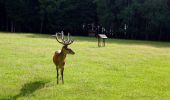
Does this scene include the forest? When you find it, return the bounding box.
[0,0,170,41]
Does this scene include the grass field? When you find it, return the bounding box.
[0,32,170,100]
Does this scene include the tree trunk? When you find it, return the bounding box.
[159,26,162,41]
[6,17,8,31]
[11,21,13,32]
[40,17,44,33]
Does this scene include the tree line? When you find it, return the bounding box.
[0,0,170,41]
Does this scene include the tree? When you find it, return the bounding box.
[0,0,170,40]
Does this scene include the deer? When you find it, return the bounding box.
[53,31,75,84]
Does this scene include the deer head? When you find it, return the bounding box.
[55,31,75,55]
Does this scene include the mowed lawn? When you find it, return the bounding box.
[0,32,170,100]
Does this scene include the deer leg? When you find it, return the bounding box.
[61,68,64,84]
[56,67,59,84]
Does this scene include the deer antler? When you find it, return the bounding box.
[55,31,74,45]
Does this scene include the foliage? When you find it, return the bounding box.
[0,0,96,35]
[96,0,170,40]
[0,0,170,40]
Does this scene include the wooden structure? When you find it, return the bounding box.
[98,34,108,47]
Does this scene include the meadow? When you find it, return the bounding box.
[0,32,170,100]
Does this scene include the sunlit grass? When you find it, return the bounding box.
[0,32,170,99]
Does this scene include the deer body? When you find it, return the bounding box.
[53,32,75,84]
[53,49,66,69]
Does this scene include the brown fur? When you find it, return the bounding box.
[53,45,75,84]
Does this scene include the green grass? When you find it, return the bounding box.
[0,32,170,100]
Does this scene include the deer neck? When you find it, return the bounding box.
[60,50,67,61]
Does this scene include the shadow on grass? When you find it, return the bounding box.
[26,33,52,39]
[24,33,170,48]
[76,37,170,48]
[11,81,48,100]
[110,39,170,48]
